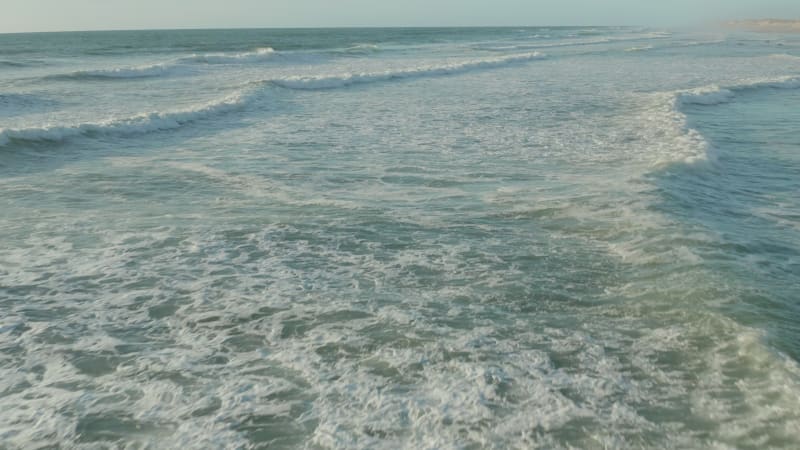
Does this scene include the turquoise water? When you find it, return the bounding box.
[1,27,800,448]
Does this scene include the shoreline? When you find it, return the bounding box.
[724,19,800,33]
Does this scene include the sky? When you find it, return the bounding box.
[1,0,799,33]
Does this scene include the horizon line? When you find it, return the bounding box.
[0,23,669,36]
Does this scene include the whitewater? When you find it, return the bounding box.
[1,27,800,449]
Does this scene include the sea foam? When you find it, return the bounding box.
[676,86,736,106]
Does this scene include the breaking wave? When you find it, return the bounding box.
[180,47,276,64]
[677,86,736,106]
[0,91,252,148]
[52,63,191,80]
[625,45,654,52]
[1,52,551,148]
[474,33,670,52]
[338,44,382,55]
[641,75,800,168]
[270,52,547,90]
[677,76,800,106]
[47,48,278,81]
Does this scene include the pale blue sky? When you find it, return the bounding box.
[2,0,798,33]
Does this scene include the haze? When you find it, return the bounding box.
[1,0,799,33]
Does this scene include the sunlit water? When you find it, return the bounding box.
[1,27,800,449]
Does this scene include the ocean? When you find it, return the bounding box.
[1,26,799,448]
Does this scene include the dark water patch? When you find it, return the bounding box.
[653,86,800,361]
[76,414,174,443]
[0,60,27,68]
[0,93,58,116]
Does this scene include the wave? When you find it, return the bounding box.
[0,91,252,149]
[339,44,381,55]
[768,53,800,61]
[475,40,608,52]
[53,63,191,80]
[625,45,654,52]
[642,94,716,167]
[270,52,546,90]
[474,33,670,52]
[180,47,275,64]
[679,39,726,47]
[676,76,800,106]
[676,86,736,106]
[644,75,800,168]
[2,52,547,146]
[47,47,278,81]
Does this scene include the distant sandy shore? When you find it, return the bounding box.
[724,19,800,33]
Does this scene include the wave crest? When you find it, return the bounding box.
[676,76,800,106]
[48,47,278,81]
[646,75,800,168]
[677,86,736,106]
[340,44,381,55]
[56,63,190,80]
[180,47,276,64]
[270,52,546,90]
[625,45,653,52]
[0,91,251,148]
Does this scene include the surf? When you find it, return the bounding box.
[49,63,192,80]
[270,52,547,90]
[179,47,276,64]
[0,91,253,149]
[44,47,279,82]
[677,76,800,106]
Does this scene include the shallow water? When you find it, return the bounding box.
[1,27,800,449]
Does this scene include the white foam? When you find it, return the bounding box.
[0,91,251,148]
[677,86,736,106]
[476,39,610,52]
[676,76,800,107]
[64,63,190,79]
[181,47,276,64]
[270,52,546,90]
[4,192,800,448]
[767,53,800,61]
[340,44,381,55]
[632,91,716,168]
[735,75,800,90]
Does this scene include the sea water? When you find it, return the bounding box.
[1,27,799,449]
